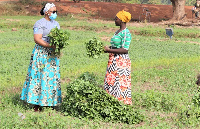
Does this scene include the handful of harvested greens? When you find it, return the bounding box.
[85,37,104,59]
[48,27,70,56]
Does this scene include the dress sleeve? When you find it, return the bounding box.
[33,21,43,34]
[56,22,60,29]
[121,29,132,50]
[53,21,60,29]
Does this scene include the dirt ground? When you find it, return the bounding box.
[0,0,195,22]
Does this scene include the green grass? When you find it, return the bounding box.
[1,16,200,128]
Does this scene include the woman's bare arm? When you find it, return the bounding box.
[34,34,55,49]
[104,46,128,54]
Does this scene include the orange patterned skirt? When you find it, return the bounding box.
[104,53,132,105]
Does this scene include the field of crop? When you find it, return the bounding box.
[1,15,200,128]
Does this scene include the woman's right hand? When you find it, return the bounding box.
[34,34,56,49]
[51,45,56,50]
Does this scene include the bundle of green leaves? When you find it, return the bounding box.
[61,72,144,124]
[85,37,104,59]
[48,27,70,56]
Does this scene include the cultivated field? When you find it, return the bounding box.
[1,13,200,128]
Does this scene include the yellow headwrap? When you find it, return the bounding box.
[116,10,131,23]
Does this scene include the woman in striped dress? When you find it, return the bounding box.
[104,10,132,105]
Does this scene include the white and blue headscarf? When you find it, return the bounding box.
[43,3,55,14]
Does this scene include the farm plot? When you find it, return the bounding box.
[0,16,200,128]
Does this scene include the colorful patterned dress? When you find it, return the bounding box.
[104,28,132,105]
[20,18,62,106]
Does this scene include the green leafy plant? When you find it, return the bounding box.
[61,72,144,124]
[85,37,104,59]
[77,71,97,84]
[48,27,70,56]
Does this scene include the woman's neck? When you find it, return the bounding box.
[120,23,126,31]
[44,16,51,21]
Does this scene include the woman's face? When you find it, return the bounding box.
[114,16,122,26]
[46,7,57,16]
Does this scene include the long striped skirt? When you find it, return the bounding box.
[104,53,132,105]
[20,44,62,106]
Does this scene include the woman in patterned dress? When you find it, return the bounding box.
[104,10,132,105]
[20,3,62,111]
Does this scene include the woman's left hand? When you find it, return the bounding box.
[104,45,110,53]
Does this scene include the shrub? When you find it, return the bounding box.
[77,71,97,85]
[61,72,144,124]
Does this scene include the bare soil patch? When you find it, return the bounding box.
[134,81,167,93]
[0,0,195,23]
[0,87,22,96]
